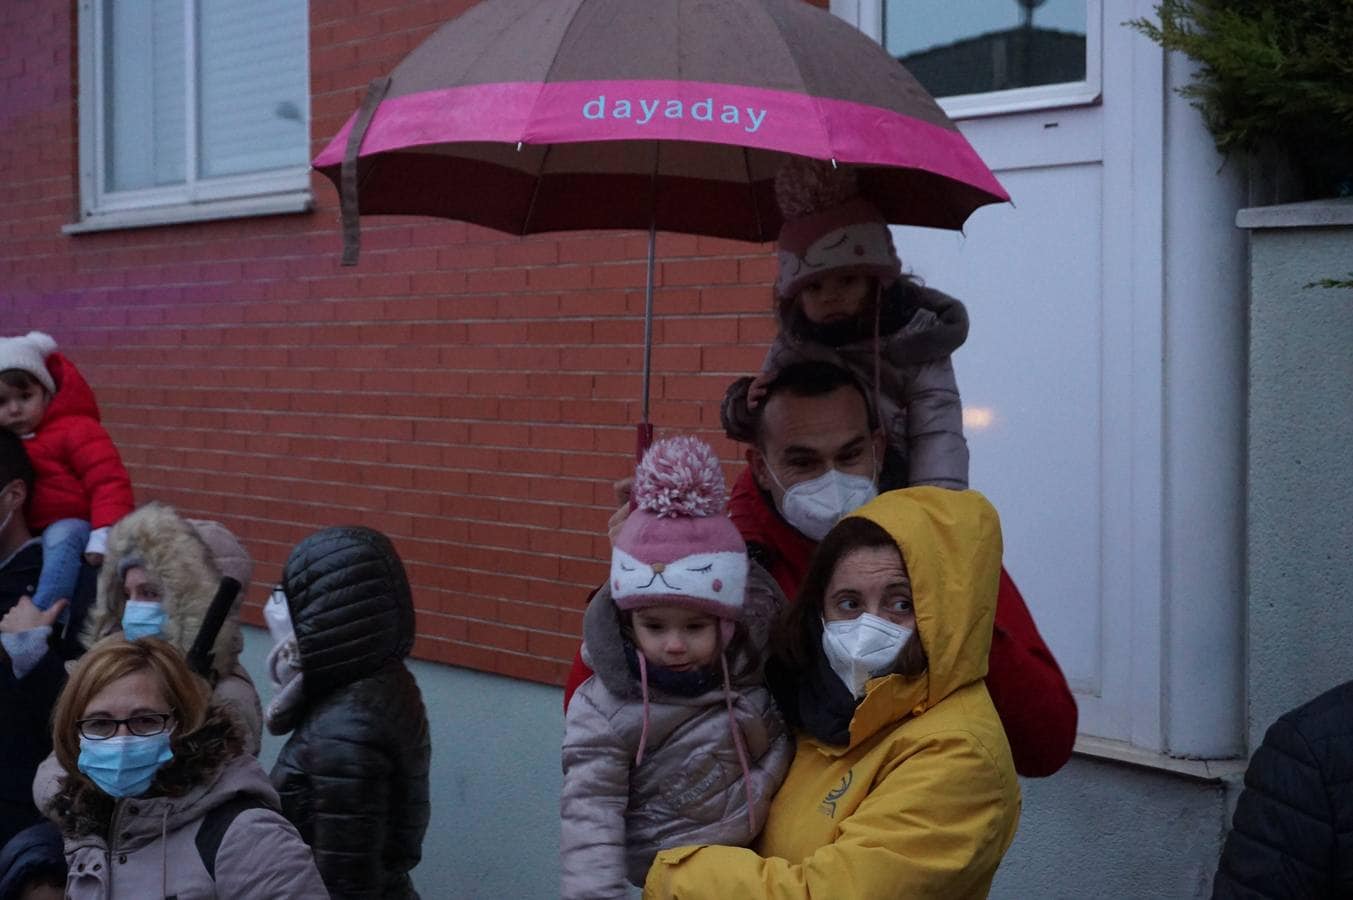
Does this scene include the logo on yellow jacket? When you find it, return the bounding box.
[819,769,853,817]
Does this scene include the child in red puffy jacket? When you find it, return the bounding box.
[0,332,133,612]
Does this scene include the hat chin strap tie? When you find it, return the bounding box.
[635,651,651,767]
[873,280,884,430]
[634,621,756,836]
[720,633,757,836]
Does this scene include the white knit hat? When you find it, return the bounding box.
[0,331,57,393]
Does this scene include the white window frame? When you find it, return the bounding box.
[67,0,312,234]
[835,0,1103,119]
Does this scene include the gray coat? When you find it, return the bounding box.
[53,712,328,899]
[560,564,793,899]
[766,286,970,490]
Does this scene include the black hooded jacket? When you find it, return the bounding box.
[1212,679,1353,899]
[270,527,431,900]
[0,545,96,852]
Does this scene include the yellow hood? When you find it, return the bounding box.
[643,489,1018,900]
[840,487,1003,750]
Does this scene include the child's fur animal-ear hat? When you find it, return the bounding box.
[610,436,748,620]
[0,331,57,394]
[774,157,901,301]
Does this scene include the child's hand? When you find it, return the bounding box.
[607,477,633,545]
[84,552,104,567]
[0,596,67,633]
[720,376,757,442]
[746,370,776,409]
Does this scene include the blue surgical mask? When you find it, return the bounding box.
[77,733,174,798]
[121,600,167,640]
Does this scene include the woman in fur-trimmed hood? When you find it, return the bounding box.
[79,502,262,753]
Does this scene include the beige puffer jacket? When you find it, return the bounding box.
[560,563,793,898]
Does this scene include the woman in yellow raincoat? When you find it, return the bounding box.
[644,487,1021,899]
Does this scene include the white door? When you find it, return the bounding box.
[832,0,1177,751]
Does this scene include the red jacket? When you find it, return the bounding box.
[23,353,134,532]
[565,468,1078,778]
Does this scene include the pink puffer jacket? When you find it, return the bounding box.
[561,563,793,898]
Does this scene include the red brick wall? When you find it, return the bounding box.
[1,0,786,685]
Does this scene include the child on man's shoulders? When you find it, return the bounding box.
[0,331,133,613]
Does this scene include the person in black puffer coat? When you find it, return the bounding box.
[267,526,431,900]
[1211,678,1353,899]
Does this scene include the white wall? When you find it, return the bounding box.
[835,0,1249,762]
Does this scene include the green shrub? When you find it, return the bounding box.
[1305,273,1353,291]
[1129,1,1353,199]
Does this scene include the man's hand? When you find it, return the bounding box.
[84,552,104,567]
[0,596,68,633]
[746,369,777,409]
[607,477,633,545]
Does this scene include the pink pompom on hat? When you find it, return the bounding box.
[0,331,58,394]
[773,157,901,301]
[610,435,748,621]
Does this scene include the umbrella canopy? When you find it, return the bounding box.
[313,0,1007,253]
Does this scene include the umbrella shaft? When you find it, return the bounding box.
[641,219,656,423]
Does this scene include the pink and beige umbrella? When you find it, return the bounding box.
[313,0,1007,450]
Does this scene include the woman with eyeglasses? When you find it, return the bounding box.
[46,637,328,899]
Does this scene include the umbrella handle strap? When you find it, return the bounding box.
[340,76,392,266]
[634,422,653,462]
[628,422,653,511]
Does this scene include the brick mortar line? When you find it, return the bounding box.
[124,492,619,530]
[130,475,624,500]
[122,444,658,462]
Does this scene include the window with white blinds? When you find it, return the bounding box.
[73,0,311,230]
[197,2,309,179]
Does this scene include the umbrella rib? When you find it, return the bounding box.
[520,142,552,235]
[539,0,592,83]
[740,145,765,242]
[514,0,589,236]
[453,0,563,90]
[751,0,834,161]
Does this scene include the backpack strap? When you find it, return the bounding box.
[196,793,268,880]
